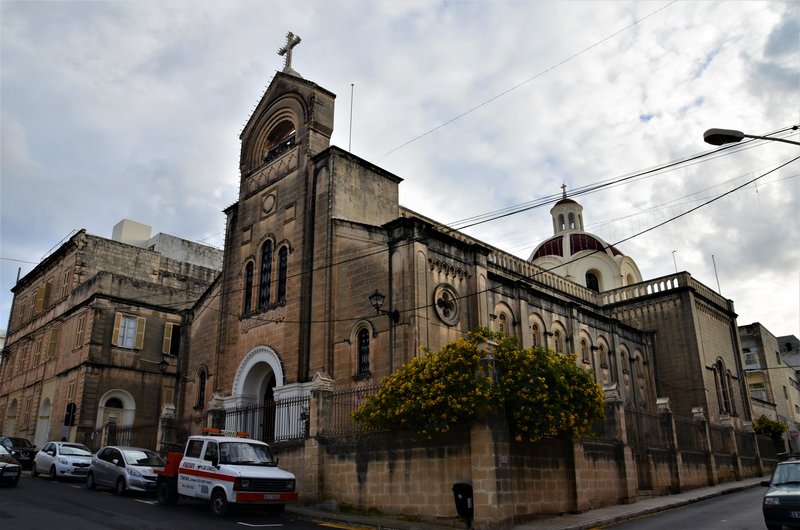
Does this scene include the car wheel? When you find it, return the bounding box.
[114,477,126,496]
[157,480,178,506]
[10,475,20,487]
[86,472,96,490]
[30,463,38,478]
[49,465,58,481]
[210,489,229,517]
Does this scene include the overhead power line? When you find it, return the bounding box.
[374,0,679,162]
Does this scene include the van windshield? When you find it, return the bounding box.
[218,442,275,466]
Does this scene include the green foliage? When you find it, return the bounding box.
[353,328,605,441]
[753,415,788,443]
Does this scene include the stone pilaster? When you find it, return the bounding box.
[657,397,683,493]
[470,409,514,529]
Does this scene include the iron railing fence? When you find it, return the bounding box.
[107,423,159,450]
[735,430,756,458]
[324,384,382,436]
[582,402,618,442]
[170,414,207,451]
[224,395,310,443]
[757,433,780,463]
[674,417,705,452]
[709,425,731,454]
[625,408,669,453]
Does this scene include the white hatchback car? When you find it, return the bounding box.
[32,441,92,480]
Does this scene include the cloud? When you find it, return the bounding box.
[1,0,798,337]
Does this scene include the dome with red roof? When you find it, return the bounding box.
[528,189,642,292]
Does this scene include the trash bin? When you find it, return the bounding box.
[452,482,473,527]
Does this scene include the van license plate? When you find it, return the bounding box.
[263,493,280,500]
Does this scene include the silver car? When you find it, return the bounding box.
[87,446,165,495]
[32,441,92,480]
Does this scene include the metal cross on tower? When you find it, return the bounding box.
[278,32,302,74]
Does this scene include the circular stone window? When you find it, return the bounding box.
[433,284,460,326]
[262,193,277,215]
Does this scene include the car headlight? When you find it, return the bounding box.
[128,467,143,478]
[58,458,69,465]
[764,497,781,505]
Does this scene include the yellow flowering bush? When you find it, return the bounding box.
[353,328,605,441]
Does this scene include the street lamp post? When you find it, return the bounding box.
[703,126,800,147]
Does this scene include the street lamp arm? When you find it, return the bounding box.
[740,134,800,146]
[704,127,800,146]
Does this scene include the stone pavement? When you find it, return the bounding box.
[285,476,766,530]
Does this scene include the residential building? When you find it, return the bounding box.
[0,221,222,448]
[740,324,800,451]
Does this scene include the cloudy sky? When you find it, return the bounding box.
[1,0,798,338]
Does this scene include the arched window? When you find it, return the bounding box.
[243,262,254,314]
[726,371,736,414]
[568,213,576,229]
[196,368,207,409]
[586,272,600,292]
[105,398,124,409]
[554,330,563,354]
[259,241,273,309]
[357,328,370,375]
[713,360,734,414]
[264,120,296,163]
[277,246,288,303]
[497,313,508,335]
[580,339,589,363]
[558,214,566,231]
[531,324,540,347]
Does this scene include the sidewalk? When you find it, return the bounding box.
[286,476,765,530]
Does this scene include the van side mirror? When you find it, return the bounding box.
[210,455,219,468]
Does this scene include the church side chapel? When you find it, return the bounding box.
[181,33,747,429]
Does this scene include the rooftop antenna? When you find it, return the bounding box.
[349,83,354,152]
[672,250,678,273]
[711,254,722,295]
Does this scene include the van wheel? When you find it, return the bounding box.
[210,489,229,517]
[114,477,126,496]
[157,480,178,506]
[86,472,96,490]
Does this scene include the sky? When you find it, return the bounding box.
[1,0,798,339]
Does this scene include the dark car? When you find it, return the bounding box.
[0,436,36,470]
[762,456,800,529]
[0,444,22,486]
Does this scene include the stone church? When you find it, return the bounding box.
[177,34,750,430]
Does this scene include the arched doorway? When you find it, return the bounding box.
[95,390,135,428]
[231,346,284,441]
[34,398,52,448]
[5,399,18,437]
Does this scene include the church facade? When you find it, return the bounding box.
[177,37,750,431]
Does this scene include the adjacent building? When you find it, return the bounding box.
[740,324,800,451]
[0,221,221,448]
